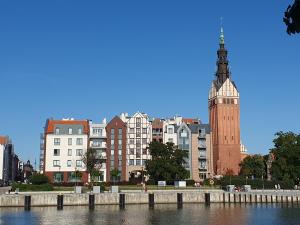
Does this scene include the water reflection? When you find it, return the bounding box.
[0,204,299,225]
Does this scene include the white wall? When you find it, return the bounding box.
[0,145,4,180]
[45,134,88,172]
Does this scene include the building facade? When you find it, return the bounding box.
[152,118,164,143]
[208,28,241,175]
[106,116,127,182]
[0,136,19,186]
[120,112,152,182]
[163,116,182,145]
[89,119,107,182]
[189,124,213,181]
[44,119,89,183]
[177,123,192,178]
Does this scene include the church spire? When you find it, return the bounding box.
[216,26,230,84]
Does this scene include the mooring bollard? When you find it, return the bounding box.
[57,195,64,210]
[149,193,154,208]
[205,193,210,206]
[119,193,125,209]
[89,194,95,210]
[24,195,31,211]
[177,193,183,208]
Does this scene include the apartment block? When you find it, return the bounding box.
[163,116,182,145]
[0,136,19,186]
[44,118,89,183]
[189,124,213,181]
[106,116,127,182]
[89,119,107,182]
[120,112,152,182]
[152,118,163,143]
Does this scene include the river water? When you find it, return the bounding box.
[0,204,299,225]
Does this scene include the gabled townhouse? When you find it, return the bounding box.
[120,112,152,182]
[43,118,89,183]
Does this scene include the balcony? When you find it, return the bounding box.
[178,144,189,150]
[198,133,206,139]
[90,142,107,148]
[198,154,206,159]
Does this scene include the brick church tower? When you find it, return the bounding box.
[208,28,241,176]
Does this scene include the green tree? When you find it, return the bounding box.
[28,173,49,185]
[145,142,189,182]
[240,154,265,178]
[110,168,120,185]
[82,148,104,188]
[270,131,300,184]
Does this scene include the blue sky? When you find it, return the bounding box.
[0,1,299,166]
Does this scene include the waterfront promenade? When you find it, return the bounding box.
[1,189,300,208]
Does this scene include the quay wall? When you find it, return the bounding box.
[0,191,300,207]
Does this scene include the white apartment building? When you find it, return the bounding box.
[163,116,183,145]
[44,119,89,183]
[0,143,4,182]
[120,112,152,179]
[89,119,107,182]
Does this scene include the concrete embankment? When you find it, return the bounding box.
[0,190,300,207]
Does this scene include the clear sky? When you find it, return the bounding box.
[0,1,299,166]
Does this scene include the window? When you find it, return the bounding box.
[142,138,147,144]
[111,129,115,134]
[118,128,122,135]
[76,149,83,156]
[129,128,134,133]
[142,160,146,166]
[55,128,60,135]
[53,160,60,167]
[76,138,83,145]
[68,149,72,156]
[78,128,82,135]
[118,140,122,145]
[76,160,82,167]
[68,128,73,134]
[111,150,114,155]
[53,149,60,156]
[68,138,72,146]
[129,159,134,165]
[136,118,141,123]
[118,160,122,166]
[168,127,174,134]
[136,151,141,158]
[118,150,122,156]
[142,148,147,155]
[110,160,114,166]
[54,138,60,146]
[67,160,72,167]
[111,140,115,145]
[142,128,147,134]
[136,159,141,166]
[129,148,134,155]
[129,139,134,145]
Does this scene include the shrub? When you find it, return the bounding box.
[28,174,49,185]
[219,176,295,190]
[12,183,54,192]
[185,179,195,186]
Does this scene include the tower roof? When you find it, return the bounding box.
[215,27,231,86]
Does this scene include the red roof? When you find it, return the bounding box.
[182,118,200,124]
[45,119,89,134]
[0,136,8,145]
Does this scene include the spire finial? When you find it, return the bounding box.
[220,17,225,45]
